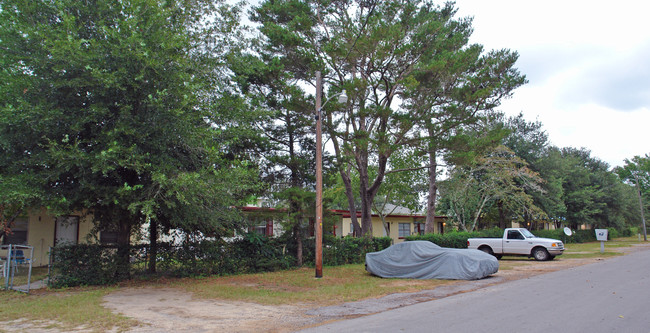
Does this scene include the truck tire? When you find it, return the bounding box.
[479,246,501,260]
[532,247,550,261]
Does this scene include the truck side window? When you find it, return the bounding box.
[507,230,524,240]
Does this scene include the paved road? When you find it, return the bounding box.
[298,248,650,333]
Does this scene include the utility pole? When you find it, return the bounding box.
[315,71,323,278]
[634,172,647,241]
[313,72,347,278]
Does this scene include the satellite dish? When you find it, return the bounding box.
[564,227,573,236]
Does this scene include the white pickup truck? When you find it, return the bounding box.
[467,228,564,261]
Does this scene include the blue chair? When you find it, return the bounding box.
[11,249,29,265]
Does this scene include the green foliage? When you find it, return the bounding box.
[550,148,638,230]
[532,229,596,244]
[405,229,502,248]
[615,154,650,196]
[406,232,478,248]
[439,145,545,231]
[252,0,526,237]
[615,154,650,230]
[305,235,392,266]
[437,114,640,234]
[48,244,133,287]
[619,227,635,237]
[0,0,261,242]
[48,234,392,287]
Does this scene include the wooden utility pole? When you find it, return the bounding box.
[634,172,647,241]
[315,71,323,278]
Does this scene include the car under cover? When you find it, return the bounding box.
[365,241,499,280]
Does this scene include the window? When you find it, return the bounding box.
[253,219,273,236]
[398,223,411,238]
[55,216,79,246]
[100,231,119,244]
[414,222,425,235]
[507,230,524,240]
[2,217,28,245]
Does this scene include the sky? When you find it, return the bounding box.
[453,0,650,168]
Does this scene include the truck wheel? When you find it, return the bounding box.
[478,246,493,255]
[479,246,500,259]
[532,247,550,261]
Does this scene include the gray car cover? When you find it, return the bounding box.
[365,241,499,280]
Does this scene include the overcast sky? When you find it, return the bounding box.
[453,0,650,168]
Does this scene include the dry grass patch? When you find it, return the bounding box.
[0,287,137,332]
[174,264,454,306]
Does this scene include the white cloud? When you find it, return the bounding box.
[454,0,650,167]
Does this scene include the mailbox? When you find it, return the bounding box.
[595,229,608,241]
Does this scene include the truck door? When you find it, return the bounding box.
[503,229,529,255]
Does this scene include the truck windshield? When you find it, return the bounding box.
[520,229,535,238]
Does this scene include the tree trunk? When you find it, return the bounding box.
[340,170,361,236]
[115,218,132,280]
[360,189,374,237]
[148,219,158,274]
[293,221,303,266]
[425,149,438,234]
[497,200,507,229]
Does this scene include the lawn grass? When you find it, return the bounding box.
[173,264,455,306]
[0,287,137,332]
[2,266,49,287]
[562,236,645,258]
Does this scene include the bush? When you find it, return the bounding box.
[620,227,636,237]
[48,244,145,288]
[405,227,510,248]
[48,234,392,287]
[607,228,619,240]
[303,235,392,266]
[406,231,480,248]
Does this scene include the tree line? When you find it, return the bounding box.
[437,113,647,233]
[0,0,646,269]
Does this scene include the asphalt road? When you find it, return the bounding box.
[298,248,650,333]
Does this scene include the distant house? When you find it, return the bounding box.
[2,204,447,267]
[239,206,288,237]
[1,208,98,267]
[333,205,447,243]
[510,221,559,230]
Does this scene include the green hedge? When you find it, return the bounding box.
[405,227,504,248]
[48,234,392,288]
[48,244,147,287]
[405,227,636,249]
[303,235,392,266]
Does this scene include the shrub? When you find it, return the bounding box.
[606,228,619,240]
[48,244,145,288]
[406,231,480,248]
[303,235,392,266]
[48,234,392,287]
[619,227,630,237]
